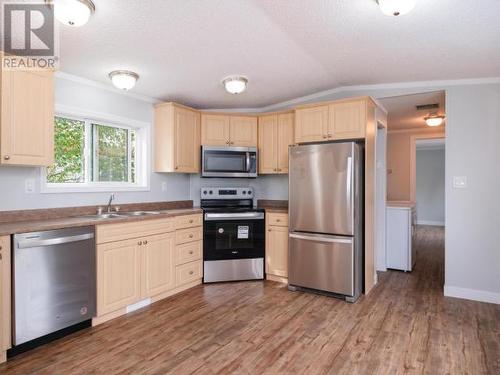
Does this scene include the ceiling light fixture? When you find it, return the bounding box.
[424,114,445,127]
[109,70,140,91]
[222,76,248,95]
[48,0,96,27]
[378,0,417,16]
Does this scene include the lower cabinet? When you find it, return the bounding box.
[95,215,203,323]
[0,236,11,363]
[265,212,289,282]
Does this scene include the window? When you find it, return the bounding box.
[44,113,149,192]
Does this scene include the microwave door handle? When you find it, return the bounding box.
[246,152,251,172]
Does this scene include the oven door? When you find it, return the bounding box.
[202,146,257,178]
[204,212,265,260]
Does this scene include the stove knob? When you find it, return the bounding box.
[209,190,213,195]
[248,190,252,195]
[242,191,247,195]
[203,190,207,195]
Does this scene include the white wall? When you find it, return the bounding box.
[416,149,445,225]
[0,75,191,211]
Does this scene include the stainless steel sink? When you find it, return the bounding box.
[82,213,127,220]
[122,211,162,216]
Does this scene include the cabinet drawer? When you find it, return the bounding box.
[174,214,202,230]
[176,226,203,245]
[175,260,202,287]
[267,213,288,227]
[175,241,202,265]
[96,218,175,244]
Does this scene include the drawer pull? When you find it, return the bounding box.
[189,234,194,238]
[189,270,194,275]
[138,241,143,246]
[189,219,194,223]
[189,251,194,255]
[276,219,280,222]
[144,240,148,245]
[0,253,2,260]
[4,155,10,160]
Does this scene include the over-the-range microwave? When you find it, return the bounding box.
[201,146,257,178]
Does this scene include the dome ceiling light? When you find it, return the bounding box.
[222,76,248,95]
[378,0,417,16]
[424,114,445,127]
[48,0,96,27]
[109,70,140,91]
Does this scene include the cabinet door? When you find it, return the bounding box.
[258,115,278,174]
[0,236,11,352]
[294,106,328,143]
[97,238,142,316]
[201,114,230,146]
[142,233,176,298]
[1,69,54,166]
[174,107,200,173]
[266,226,289,278]
[229,116,257,147]
[329,100,366,140]
[277,113,294,173]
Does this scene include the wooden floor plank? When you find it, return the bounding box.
[1,226,499,374]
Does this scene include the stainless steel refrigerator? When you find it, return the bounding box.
[288,142,363,302]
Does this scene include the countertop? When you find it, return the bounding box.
[0,208,202,236]
[387,201,416,209]
[257,200,288,213]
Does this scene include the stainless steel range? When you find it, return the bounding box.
[202,187,265,283]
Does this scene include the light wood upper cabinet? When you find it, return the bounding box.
[266,223,288,278]
[0,68,54,166]
[97,238,142,316]
[329,100,366,140]
[277,113,294,173]
[0,236,11,356]
[201,114,230,146]
[201,114,257,147]
[229,116,257,147]
[154,103,200,173]
[258,115,278,174]
[258,112,294,174]
[294,105,329,143]
[142,233,176,298]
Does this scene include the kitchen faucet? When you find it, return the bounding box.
[107,193,115,213]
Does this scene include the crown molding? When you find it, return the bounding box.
[55,71,161,104]
[387,126,446,134]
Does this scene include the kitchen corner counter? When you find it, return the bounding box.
[0,202,201,236]
[257,200,288,213]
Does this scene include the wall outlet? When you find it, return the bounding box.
[161,182,167,192]
[25,179,35,193]
[453,176,467,189]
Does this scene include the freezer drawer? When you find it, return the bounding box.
[289,232,354,296]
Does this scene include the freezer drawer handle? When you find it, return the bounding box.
[17,233,94,249]
[289,233,353,244]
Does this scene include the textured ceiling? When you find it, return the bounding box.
[50,0,500,108]
[379,91,446,130]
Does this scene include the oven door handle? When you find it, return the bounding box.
[205,212,265,221]
[246,152,251,172]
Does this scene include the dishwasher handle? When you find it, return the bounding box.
[17,233,94,249]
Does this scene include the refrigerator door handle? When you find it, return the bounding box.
[289,233,353,244]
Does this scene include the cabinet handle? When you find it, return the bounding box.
[0,253,2,260]
[322,135,328,139]
[189,270,194,275]
[268,229,272,232]
[276,219,280,222]
[226,141,230,145]
[189,219,194,223]
[138,241,143,246]
[230,142,234,145]
[328,134,333,138]
[189,234,194,238]
[175,166,179,170]
[144,240,148,245]
[189,251,194,255]
[4,155,10,160]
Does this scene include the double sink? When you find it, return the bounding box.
[84,211,163,220]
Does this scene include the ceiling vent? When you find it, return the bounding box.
[416,103,439,111]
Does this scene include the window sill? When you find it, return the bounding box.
[41,183,150,194]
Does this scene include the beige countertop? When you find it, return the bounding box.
[0,208,202,236]
[257,200,288,213]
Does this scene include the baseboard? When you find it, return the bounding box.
[444,285,500,305]
[417,220,445,226]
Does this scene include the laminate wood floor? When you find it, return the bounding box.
[2,226,499,374]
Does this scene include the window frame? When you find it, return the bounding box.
[41,105,151,193]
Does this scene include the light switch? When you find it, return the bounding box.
[453,176,467,189]
[161,182,167,192]
[25,179,35,193]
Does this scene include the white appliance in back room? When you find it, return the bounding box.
[288,142,364,303]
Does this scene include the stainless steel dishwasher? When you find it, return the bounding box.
[13,226,96,345]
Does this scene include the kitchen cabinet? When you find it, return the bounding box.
[0,236,11,363]
[266,213,289,282]
[386,205,416,272]
[97,237,142,316]
[95,214,203,324]
[258,112,294,174]
[154,103,200,173]
[142,233,176,298]
[294,98,368,143]
[0,68,54,166]
[201,114,257,147]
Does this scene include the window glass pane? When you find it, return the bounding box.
[93,124,136,183]
[46,116,85,183]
